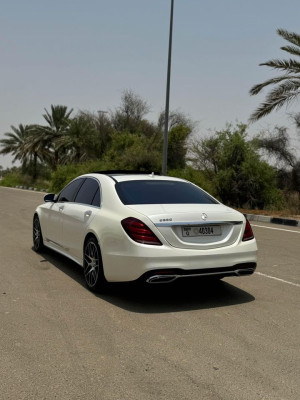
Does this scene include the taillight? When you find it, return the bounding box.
[242,219,254,241]
[121,217,162,246]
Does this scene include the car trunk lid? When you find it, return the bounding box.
[125,204,244,250]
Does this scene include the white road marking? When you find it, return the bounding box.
[255,272,300,288]
[252,224,300,234]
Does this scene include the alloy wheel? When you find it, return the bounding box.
[33,215,44,252]
[84,240,100,288]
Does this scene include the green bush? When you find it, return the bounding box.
[49,160,109,193]
[167,125,190,169]
[103,131,162,172]
[0,171,49,190]
[0,171,26,187]
[190,124,283,209]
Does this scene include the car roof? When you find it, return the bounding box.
[86,171,185,183]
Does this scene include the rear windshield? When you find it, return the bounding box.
[115,180,218,205]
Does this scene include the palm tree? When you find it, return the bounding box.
[249,29,300,122]
[42,104,73,132]
[24,125,53,179]
[0,124,33,166]
[0,124,48,179]
[34,105,73,169]
[55,115,96,164]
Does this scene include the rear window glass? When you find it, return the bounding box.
[115,180,218,205]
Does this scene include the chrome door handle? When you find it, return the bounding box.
[85,211,92,217]
[59,206,64,211]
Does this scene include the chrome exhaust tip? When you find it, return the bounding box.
[235,268,255,276]
[146,274,178,284]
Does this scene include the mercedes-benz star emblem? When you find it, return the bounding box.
[201,213,208,221]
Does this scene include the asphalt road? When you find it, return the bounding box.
[0,187,299,400]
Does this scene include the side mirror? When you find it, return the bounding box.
[44,193,56,203]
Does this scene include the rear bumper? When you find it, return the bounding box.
[101,238,258,282]
[143,262,257,283]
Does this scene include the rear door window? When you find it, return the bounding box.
[74,178,100,206]
[57,179,85,202]
[91,187,100,207]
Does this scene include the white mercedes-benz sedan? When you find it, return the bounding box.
[33,171,257,292]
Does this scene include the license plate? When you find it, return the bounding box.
[182,225,221,237]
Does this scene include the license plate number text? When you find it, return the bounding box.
[182,225,221,237]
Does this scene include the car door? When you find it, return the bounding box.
[61,178,100,262]
[43,178,85,250]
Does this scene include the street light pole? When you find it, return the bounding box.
[162,0,174,176]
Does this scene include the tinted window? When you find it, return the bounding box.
[115,180,218,205]
[91,187,100,207]
[75,178,100,206]
[57,179,84,202]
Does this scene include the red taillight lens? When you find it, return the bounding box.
[242,219,254,241]
[121,217,162,246]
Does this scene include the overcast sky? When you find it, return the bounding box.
[1,0,299,168]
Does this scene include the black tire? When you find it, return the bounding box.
[83,237,108,293]
[33,214,45,252]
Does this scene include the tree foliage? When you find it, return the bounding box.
[110,89,151,134]
[255,123,300,201]
[1,91,298,212]
[1,91,195,182]
[249,29,300,122]
[0,124,34,165]
[32,105,74,169]
[190,124,282,208]
[167,125,191,169]
[255,126,296,167]
[157,109,194,132]
[103,131,161,172]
